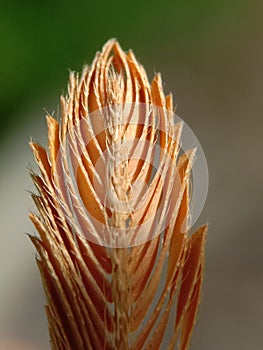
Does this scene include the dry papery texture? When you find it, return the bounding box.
[29,39,207,350]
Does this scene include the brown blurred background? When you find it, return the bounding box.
[0,1,262,349]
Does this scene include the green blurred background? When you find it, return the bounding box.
[0,1,262,349]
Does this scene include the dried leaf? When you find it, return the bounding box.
[29,39,207,350]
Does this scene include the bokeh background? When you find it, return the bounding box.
[0,1,262,349]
